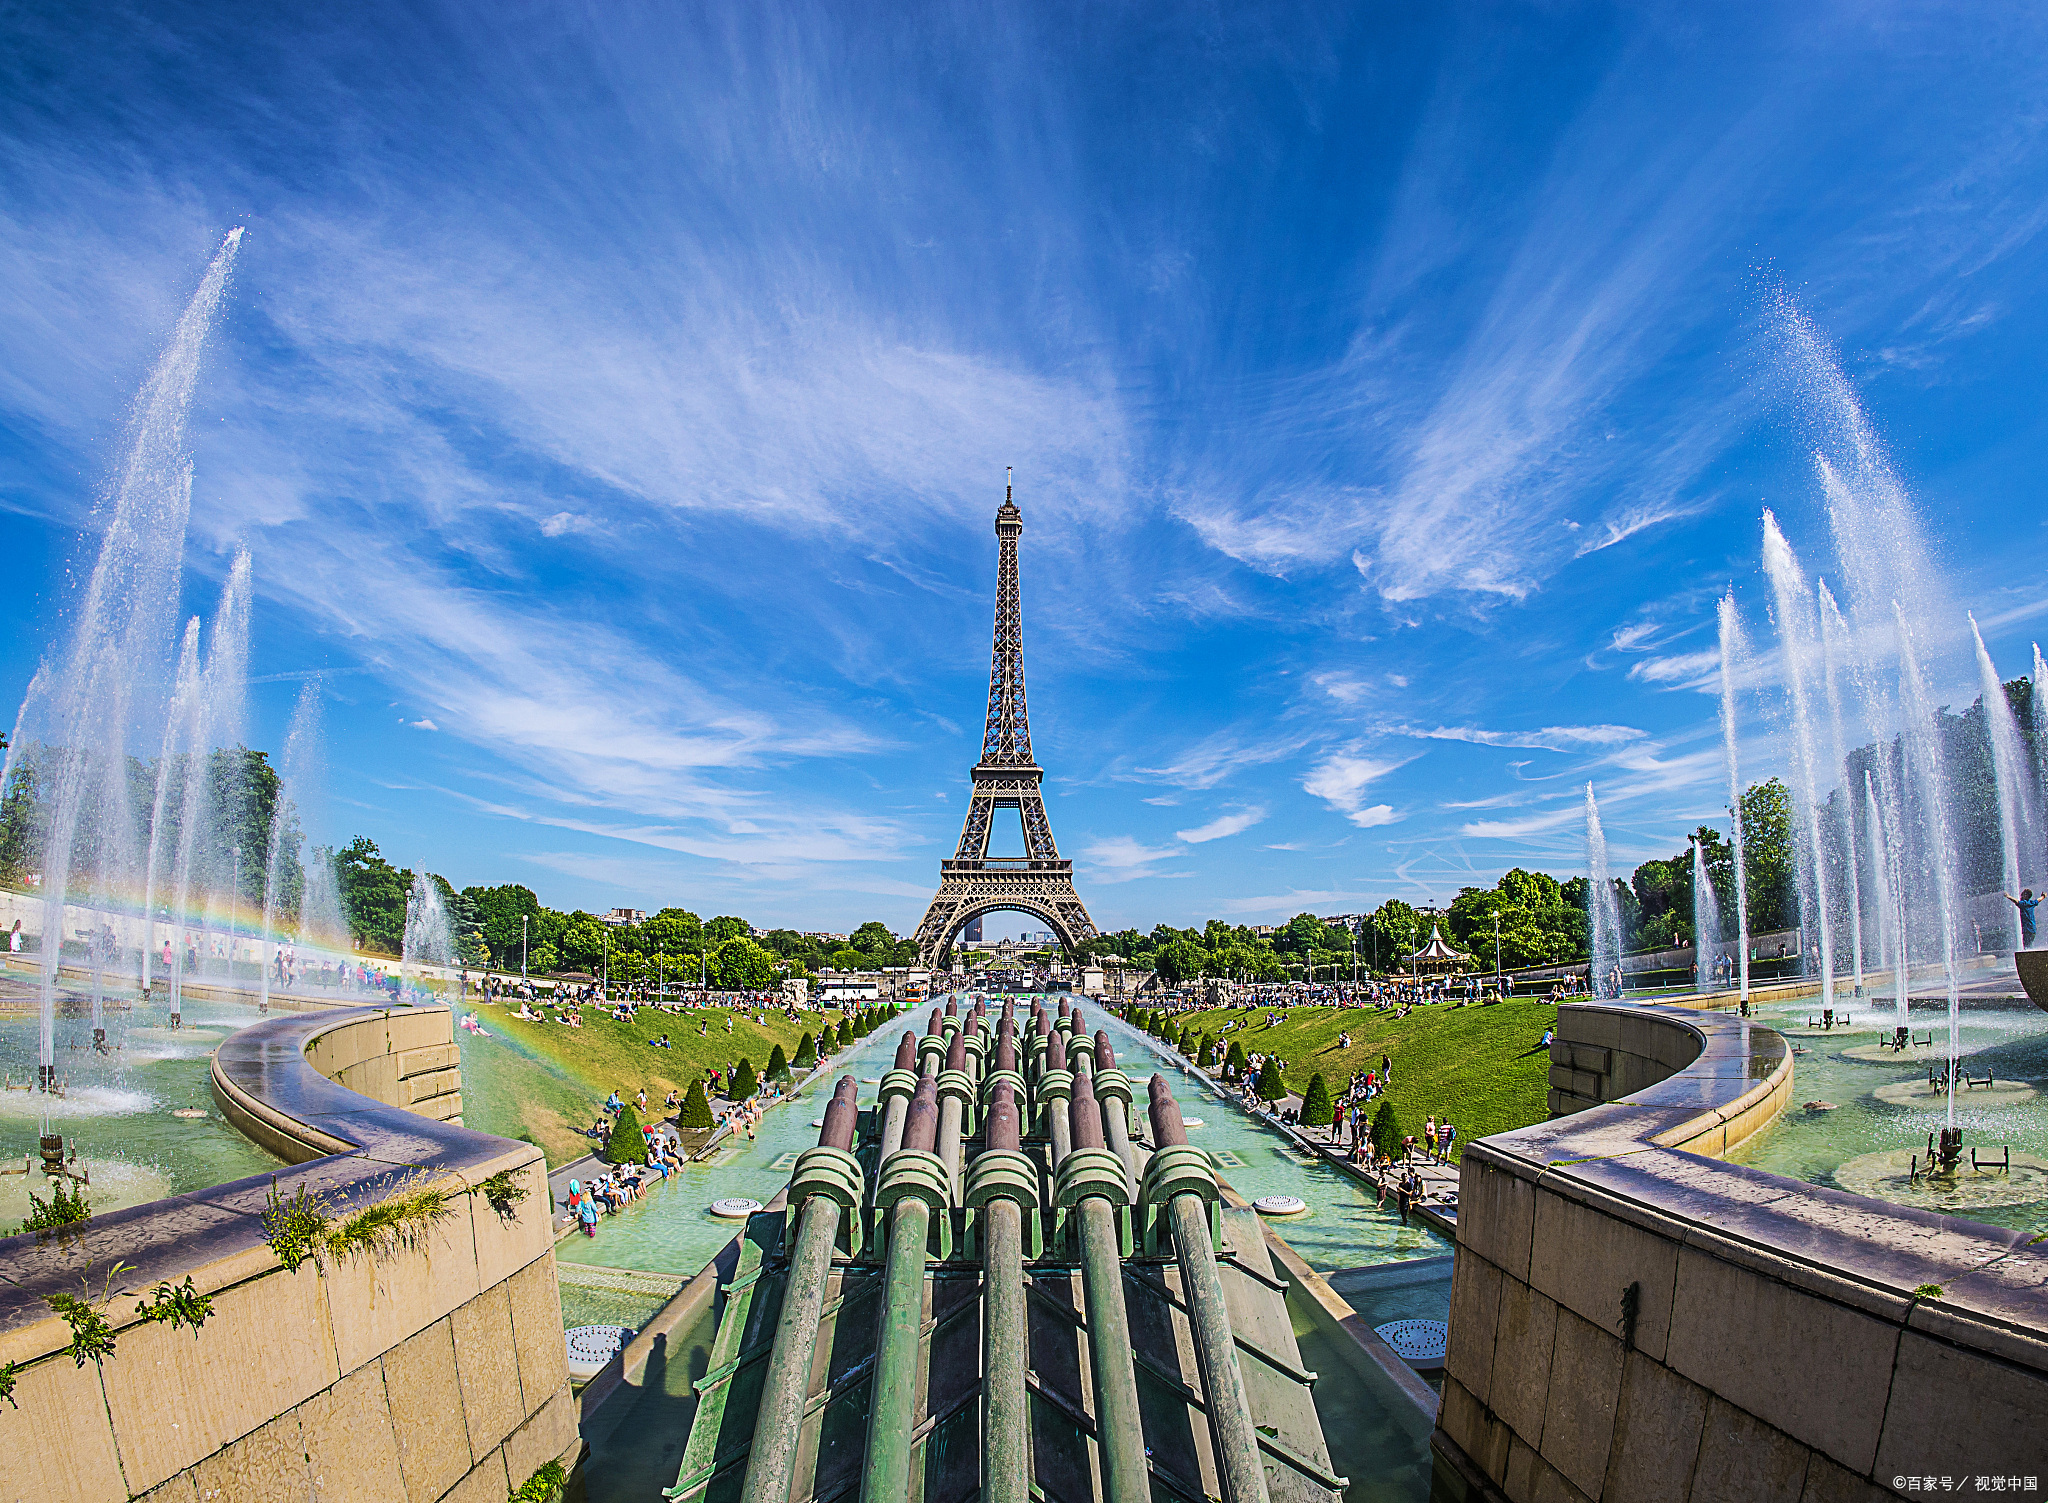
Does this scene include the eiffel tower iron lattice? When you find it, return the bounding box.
[912,473,1099,970]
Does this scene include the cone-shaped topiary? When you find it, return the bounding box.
[606,1103,650,1164]
[793,1032,817,1068]
[1196,1035,1216,1069]
[1225,1040,1248,1076]
[732,1058,759,1100]
[679,1079,714,1129]
[1370,1100,1402,1159]
[1254,1057,1286,1102]
[1301,1072,1333,1126]
[767,1043,791,1082]
[839,1019,855,1047]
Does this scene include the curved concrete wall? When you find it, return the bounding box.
[0,1006,571,1502]
[1436,1003,2048,1503]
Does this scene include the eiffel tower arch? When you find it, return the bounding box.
[913,474,1099,971]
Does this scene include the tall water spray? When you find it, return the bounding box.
[1761,512,1836,1008]
[1970,614,2037,946]
[1892,604,1962,1127]
[1717,594,1751,1005]
[1817,584,1865,995]
[1865,768,1909,1032]
[27,228,242,1084]
[139,620,200,993]
[258,685,323,1011]
[1691,837,1723,987]
[165,554,252,1019]
[403,871,456,1004]
[1583,784,1622,997]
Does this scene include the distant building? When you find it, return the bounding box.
[805,931,849,943]
[600,908,647,927]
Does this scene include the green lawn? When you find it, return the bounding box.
[1151,1000,1558,1158]
[466,1000,890,1162]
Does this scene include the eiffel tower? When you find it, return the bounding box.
[913,472,1099,970]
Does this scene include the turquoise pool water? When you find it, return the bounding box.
[1728,987,2048,1234]
[0,977,282,1221]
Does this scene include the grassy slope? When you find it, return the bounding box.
[468,1001,885,1162]
[1161,1000,1559,1158]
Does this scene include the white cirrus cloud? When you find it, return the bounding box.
[1627,649,1720,685]
[1078,835,1182,884]
[1407,723,1645,751]
[1174,806,1267,844]
[408,718,440,731]
[1301,753,1408,828]
[540,511,596,537]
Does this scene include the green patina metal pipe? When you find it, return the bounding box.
[938,1027,970,1198]
[862,1197,931,1503]
[1149,1076,1268,1503]
[1069,1088,1149,1503]
[980,1081,1029,1503]
[1045,1031,1072,1161]
[861,1080,941,1503]
[879,1033,918,1157]
[742,1076,861,1503]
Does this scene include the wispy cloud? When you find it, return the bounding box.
[1301,753,1406,828]
[1079,835,1182,884]
[1175,806,1267,844]
[1403,723,1644,751]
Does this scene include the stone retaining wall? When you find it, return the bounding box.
[0,1005,572,1502]
[1435,1002,2048,1502]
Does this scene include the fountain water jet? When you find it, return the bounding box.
[1582,784,1622,997]
[1761,512,1836,1010]
[1691,837,1723,988]
[258,684,323,1013]
[1970,614,2037,947]
[1891,603,1963,1129]
[1864,769,1909,1036]
[1717,594,1752,1007]
[1817,583,1864,996]
[29,228,242,1081]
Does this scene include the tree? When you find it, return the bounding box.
[1301,1073,1333,1126]
[1363,901,1423,971]
[646,908,703,955]
[1196,1035,1216,1068]
[1225,1040,1248,1075]
[830,947,866,971]
[731,1058,758,1100]
[1370,1101,1402,1158]
[335,837,407,955]
[463,884,542,966]
[1734,778,1798,934]
[836,1019,854,1048]
[678,1080,714,1129]
[606,1104,649,1165]
[714,937,776,989]
[850,920,896,956]
[557,914,609,971]
[793,1032,817,1068]
[1254,1057,1286,1102]
[705,915,752,944]
[1155,939,1208,985]
[767,1044,791,1082]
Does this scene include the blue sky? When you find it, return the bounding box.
[4,2,2048,936]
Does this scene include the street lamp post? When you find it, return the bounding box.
[521,914,529,988]
[1493,912,1501,993]
[602,927,609,1001]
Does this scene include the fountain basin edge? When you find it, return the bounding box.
[1436,1001,2048,1501]
[0,1004,575,1498]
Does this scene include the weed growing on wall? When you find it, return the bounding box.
[478,1169,529,1219]
[263,1181,334,1272]
[325,1176,455,1261]
[134,1276,214,1336]
[510,1458,568,1502]
[21,1180,91,1236]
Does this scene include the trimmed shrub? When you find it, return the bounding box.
[793,1032,817,1068]
[606,1104,649,1164]
[1370,1101,1402,1159]
[1254,1057,1286,1102]
[1301,1073,1333,1126]
[679,1080,714,1129]
[767,1044,791,1082]
[1225,1040,1248,1076]
[1196,1035,1216,1069]
[731,1058,759,1100]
